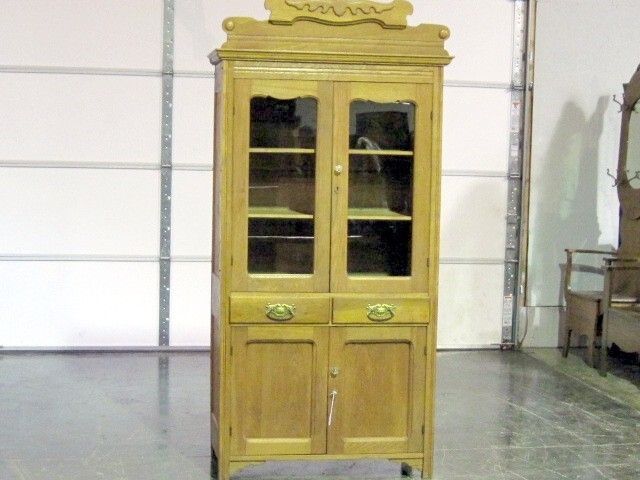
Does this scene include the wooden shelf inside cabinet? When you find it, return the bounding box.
[349,149,414,157]
[249,148,316,155]
[348,208,412,221]
[248,206,314,219]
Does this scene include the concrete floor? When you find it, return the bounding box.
[0,349,638,480]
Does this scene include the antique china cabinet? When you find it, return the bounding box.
[209,1,451,478]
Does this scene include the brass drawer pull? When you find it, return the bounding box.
[265,303,296,321]
[366,303,396,322]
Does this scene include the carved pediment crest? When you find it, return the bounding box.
[266,0,413,29]
[285,0,394,17]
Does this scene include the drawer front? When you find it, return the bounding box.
[332,295,430,324]
[230,294,331,324]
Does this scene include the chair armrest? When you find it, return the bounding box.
[605,256,640,264]
[564,249,617,294]
[604,258,640,268]
[565,249,617,256]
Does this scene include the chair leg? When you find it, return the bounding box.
[562,329,572,358]
[585,337,595,368]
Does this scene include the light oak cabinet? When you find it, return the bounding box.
[210,1,450,478]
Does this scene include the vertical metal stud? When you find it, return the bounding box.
[159,0,175,346]
[502,0,529,347]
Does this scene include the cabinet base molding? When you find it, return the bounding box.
[228,454,424,476]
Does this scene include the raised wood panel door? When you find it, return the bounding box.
[327,326,427,454]
[230,326,329,455]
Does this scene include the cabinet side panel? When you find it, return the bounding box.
[211,62,229,457]
[423,68,444,480]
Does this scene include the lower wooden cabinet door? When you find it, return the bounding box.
[230,326,329,455]
[327,326,427,454]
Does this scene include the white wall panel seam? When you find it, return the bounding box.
[0,255,159,262]
[0,66,217,79]
[0,162,213,171]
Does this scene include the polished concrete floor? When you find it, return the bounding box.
[0,349,638,480]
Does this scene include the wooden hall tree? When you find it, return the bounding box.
[209,1,451,478]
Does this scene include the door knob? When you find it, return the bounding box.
[330,366,340,378]
[334,165,343,175]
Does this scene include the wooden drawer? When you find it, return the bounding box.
[230,293,331,324]
[332,295,430,324]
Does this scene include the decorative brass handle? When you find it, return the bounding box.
[265,303,296,321]
[366,303,396,322]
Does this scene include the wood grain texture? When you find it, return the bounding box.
[327,326,426,454]
[333,295,430,324]
[230,293,331,324]
[230,326,329,455]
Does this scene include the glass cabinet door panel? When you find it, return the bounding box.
[348,220,411,276]
[349,101,414,151]
[330,82,431,293]
[250,97,317,149]
[247,96,317,275]
[232,79,331,292]
[248,219,314,274]
[347,101,415,277]
[249,152,316,215]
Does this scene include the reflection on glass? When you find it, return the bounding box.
[250,97,317,148]
[248,219,314,274]
[350,101,414,151]
[348,221,411,276]
[249,153,315,215]
[347,101,415,276]
[248,96,317,274]
[627,105,640,189]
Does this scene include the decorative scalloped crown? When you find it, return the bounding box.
[266,0,413,29]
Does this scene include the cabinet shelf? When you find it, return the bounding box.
[250,148,316,154]
[249,235,314,241]
[349,149,413,157]
[348,208,412,221]
[248,206,314,219]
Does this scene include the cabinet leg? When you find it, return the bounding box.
[401,462,413,477]
[210,448,219,478]
[421,456,432,479]
[562,328,572,358]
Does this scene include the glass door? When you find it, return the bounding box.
[232,80,332,292]
[331,83,433,293]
